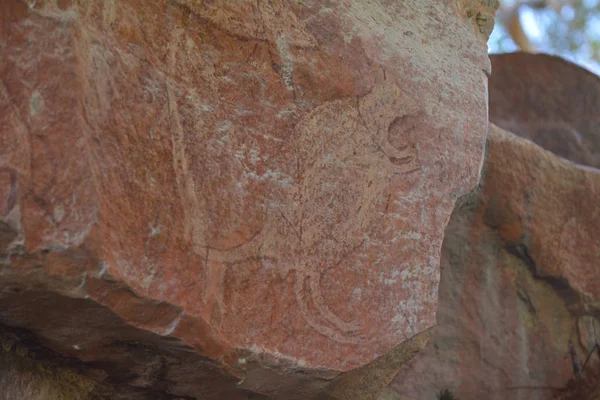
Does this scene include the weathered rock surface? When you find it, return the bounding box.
[0,0,492,398]
[388,124,600,399]
[489,52,600,169]
[0,328,105,400]
[384,53,600,400]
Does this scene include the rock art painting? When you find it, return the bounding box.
[190,84,424,346]
[0,0,492,397]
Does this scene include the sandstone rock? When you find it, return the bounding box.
[0,0,491,398]
[489,52,600,169]
[0,328,105,400]
[388,124,600,399]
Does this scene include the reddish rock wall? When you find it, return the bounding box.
[0,0,492,398]
[389,125,600,400]
[489,52,600,169]
[387,54,600,400]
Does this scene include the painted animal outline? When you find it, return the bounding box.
[180,84,426,344]
[156,5,429,344]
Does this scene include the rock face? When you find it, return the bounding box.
[389,125,600,400]
[489,52,600,169]
[387,54,600,400]
[0,0,492,398]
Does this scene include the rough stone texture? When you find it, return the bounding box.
[552,360,600,400]
[387,125,600,400]
[452,0,499,40]
[1,0,491,398]
[489,52,600,169]
[385,54,600,400]
[0,328,105,400]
